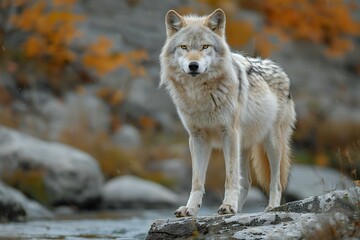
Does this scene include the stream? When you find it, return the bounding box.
[0,205,263,239]
[0,208,216,240]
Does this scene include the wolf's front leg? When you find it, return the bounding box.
[218,128,240,215]
[174,133,211,217]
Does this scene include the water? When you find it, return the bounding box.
[0,205,264,239]
[0,208,218,240]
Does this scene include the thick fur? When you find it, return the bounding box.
[160,9,296,217]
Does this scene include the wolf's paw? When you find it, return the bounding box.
[217,204,236,215]
[264,205,274,212]
[174,206,198,218]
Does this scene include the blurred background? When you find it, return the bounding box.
[0,0,359,214]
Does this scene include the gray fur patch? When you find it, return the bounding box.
[233,60,243,93]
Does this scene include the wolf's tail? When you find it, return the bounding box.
[250,131,292,194]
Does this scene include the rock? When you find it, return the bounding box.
[0,182,26,223]
[0,127,104,208]
[146,187,360,239]
[101,175,179,209]
[13,91,110,141]
[272,186,359,214]
[14,91,64,140]
[111,124,142,149]
[272,41,360,122]
[148,159,191,192]
[127,78,176,115]
[64,92,110,133]
[286,164,354,200]
[0,181,52,222]
[41,92,110,140]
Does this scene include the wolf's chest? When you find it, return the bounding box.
[174,86,236,127]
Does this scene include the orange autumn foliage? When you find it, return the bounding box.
[11,0,83,68]
[3,0,147,90]
[198,0,360,57]
[246,0,360,57]
[83,37,147,76]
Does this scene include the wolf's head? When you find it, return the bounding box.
[161,9,230,83]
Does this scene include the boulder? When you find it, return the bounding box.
[147,159,191,192]
[0,127,104,208]
[146,187,360,239]
[272,41,360,122]
[0,181,52,222]
[41,92,110,140]
[102,175,179,209]
[286,164,354,200]
[13,91,110,141]
[111,124,142,149]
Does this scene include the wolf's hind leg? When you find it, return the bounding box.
[237,149,251,212]
[175,133,211,217]
[264,133,282,209]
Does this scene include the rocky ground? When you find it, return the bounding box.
[147,187,360,239]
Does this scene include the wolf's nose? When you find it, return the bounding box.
[189,62,199,71]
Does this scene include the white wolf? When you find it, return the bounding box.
[160,9,296,217]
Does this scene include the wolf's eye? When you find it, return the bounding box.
[180,45,187,50]
[202,45,210,50]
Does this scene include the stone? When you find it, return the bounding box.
[0,182,26,223]
[272,41,360,122]
[148,159,191,192]
[111,124,142,149]
[146,187,360,239]
[13,91,110,141]
[0,127,104,208]
[64,92,110,133]
[101,175,179,209]
[0,181,52,222]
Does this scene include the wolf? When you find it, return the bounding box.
[160,8,296,217]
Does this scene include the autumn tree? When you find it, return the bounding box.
[195,0,360,57]
[0,0,147,94]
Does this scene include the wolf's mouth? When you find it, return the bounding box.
[189,72,200,77]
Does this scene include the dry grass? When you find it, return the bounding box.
[304,186,360,240]
[305,217,360,240]
[59,127,143,179]
[2,169,48,205]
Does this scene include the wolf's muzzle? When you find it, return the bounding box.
[188,62,200,77]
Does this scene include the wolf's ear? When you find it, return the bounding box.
[165,10,184,38]
[207,9,226,37]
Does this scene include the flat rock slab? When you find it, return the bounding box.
[147,187,360,239]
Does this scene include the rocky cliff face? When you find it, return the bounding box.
[146,186,360,239]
